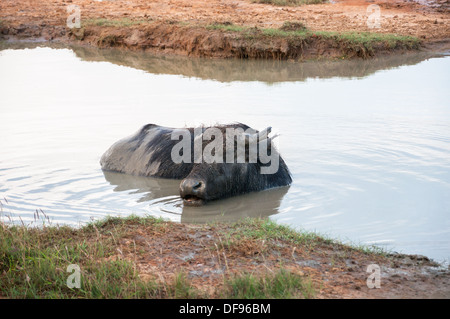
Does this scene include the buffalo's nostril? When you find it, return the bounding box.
[193,181,202,190]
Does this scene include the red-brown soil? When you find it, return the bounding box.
[1,0,449,59]
[105,219,450,299]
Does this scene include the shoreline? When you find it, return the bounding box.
[68,21,423,60]
[1,21,425,61]
[1,215,449,299]
[1,0,449,61]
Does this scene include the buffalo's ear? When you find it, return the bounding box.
[244,127,274,162]
[257,126,272,142]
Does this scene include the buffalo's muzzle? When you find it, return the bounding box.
[180,178,206,206]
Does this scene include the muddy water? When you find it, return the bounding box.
[1,44,449,262]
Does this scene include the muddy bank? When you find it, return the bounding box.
[117,219,450,299]
[1,21,421,60]
[1,216,449,299]
[1,0,449,60]
[91,218,450,299]
[73,23,425,59]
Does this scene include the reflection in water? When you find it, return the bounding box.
[71,45,443,83]
[102,170,289,223]
[180,186,290,223]
[103,170,180,202]
[0,41,444,83]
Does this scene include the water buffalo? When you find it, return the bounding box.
[100,123,292,206]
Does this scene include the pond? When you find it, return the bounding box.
[1,43,449,263]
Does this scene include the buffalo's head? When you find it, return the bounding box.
[178,126,291,206]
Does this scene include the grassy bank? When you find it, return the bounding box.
[206,22,421,58]
[0,215,388,299]
[85,18,421,53]
[1,214,448,299]
[63,18,423,60]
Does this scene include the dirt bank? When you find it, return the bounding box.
[1,0,449,60]
[1,216,449,299]
[112,219,450,299]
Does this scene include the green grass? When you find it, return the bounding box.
[205,22,420,57]
[253,0,327,6]
[222,218,330,246]
[315,30,421,49]
[82,18,152,28]
[205,23,246,33]
[0,215,169,298]
[280,21,308,32]
[209,22,419,46]
[224,268,315,299]
[217,217,389,257]
[167,272,200,299]
[0,213,389,298]
[0,215,319,298]
[207,22,309,38]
